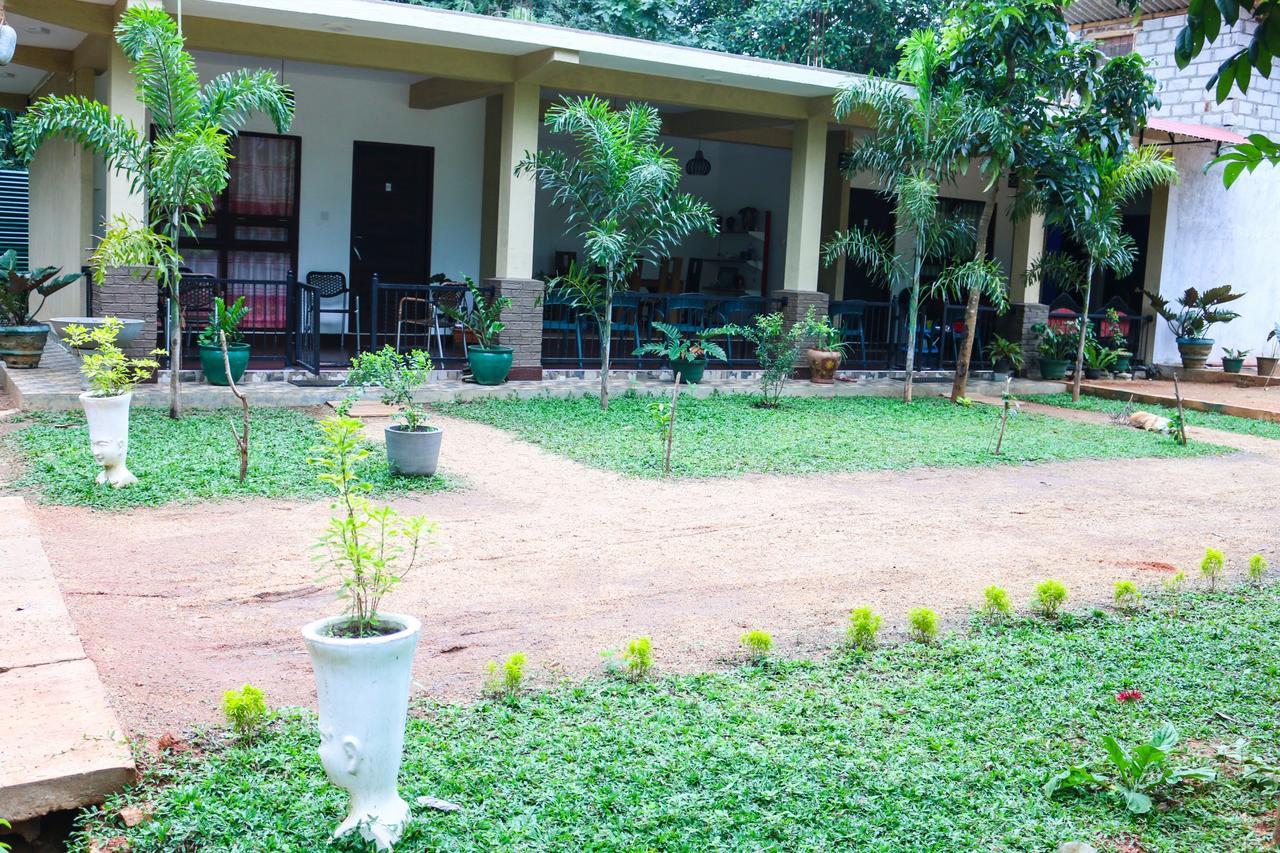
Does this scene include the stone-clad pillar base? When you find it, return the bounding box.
[771,289,830,374]
[487,277,544,380]
[1005,302,1048,378]
[94,267,162,363]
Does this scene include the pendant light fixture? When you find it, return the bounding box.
[684,141,711,177]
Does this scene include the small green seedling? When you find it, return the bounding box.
[222,684,268,742]
[907,607,939,644]
[1113,580,1142,612]
[1248,554,1268,586]
[1035,579,1068,618]
[1200,547,1225,591]
[982,585,1013,621]
[846,606,882,651]
[741,630,773,662]
[483,652,527,701]
[622,636,653,682]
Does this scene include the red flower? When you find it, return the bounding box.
[1116,689,1143,703]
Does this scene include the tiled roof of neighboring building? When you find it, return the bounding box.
[1065,0,1187,25]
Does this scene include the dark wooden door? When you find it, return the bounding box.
[843,188,895,299]
[349,141,434,336]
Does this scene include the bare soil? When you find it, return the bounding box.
[12,406,1280,736]
[1090,378,1280,414]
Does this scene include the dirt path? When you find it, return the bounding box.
[20,407,1280,736]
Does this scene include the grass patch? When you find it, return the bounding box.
[1025,392,1280,441]
[77,587,1280,850]
[441,393,1223,477]
[5,407,456,508]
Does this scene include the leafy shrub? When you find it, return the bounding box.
[345,346,434,431]
[907,607,939,644]
[1113,581,1142,612]
[1248,554,1268,586]
[1044,722,1215,814]
[1035,579,1068,617]
[846,606,882,650]
[63,317,163,397]
[622,636,653,682]
[483,652,527,701]
[741,630,773,661]
[726,311,807,408]
[1162,570,1187,594]
[1200,547,1225,591]
[222,684,268,742]
[981,585,1013,621]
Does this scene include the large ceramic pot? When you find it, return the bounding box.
[302,612,421,851]
[1176,337,1214,369]
[670,358,707,385]
[49,317,145,349]
[199,342,251,386]
[806,348,842,384]
[1084,367,1105,380]
[467,346,513,385]
[80,391,138,489]
[0,322,51,368]
[384,425,442,476]
[1222,356,1245,374]
[1039,357,1069,380]
[1257,356,1280,379]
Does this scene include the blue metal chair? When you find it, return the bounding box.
[716,297,766,361]
[611,292,643,361]
[662,294,711,337]
[542,290,584,368]
[828,299,868,368]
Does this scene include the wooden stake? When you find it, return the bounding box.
[1172,374,1188,446]
[993,376,1012,455]
[220,330,251,483]
[663,374,682,475]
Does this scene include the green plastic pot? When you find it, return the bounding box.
[1113,353,1132,374]
[1222,357,1244,374]
[671,358,707,384]
[468,345,513,385]
[1039,357,1069,380]
[199,342,250,386]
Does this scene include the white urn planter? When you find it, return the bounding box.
[0,23,16,66]
[80,391,138,488]
[302,613,422,852]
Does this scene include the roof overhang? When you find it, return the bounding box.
[1065,0,1186,26]
[1142,116,1248,146]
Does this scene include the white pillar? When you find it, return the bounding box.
[104,40,146,225]
[1008,213,1046,304]
[782,115,828,293]
[493,81,539,280]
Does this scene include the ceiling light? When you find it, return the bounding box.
[685,143,711,177]
[0,72,15,79]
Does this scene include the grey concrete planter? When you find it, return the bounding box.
[384,425,441,476]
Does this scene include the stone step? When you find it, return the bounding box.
[0,497,135,824]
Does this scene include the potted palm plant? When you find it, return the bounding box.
[1145,285,1245,369]
[0,250,83,368]
[197,296,250,386]
[1032,322,1076,380]
[634,321,731,384]
[1222,347,1249,374]
[345,346,441,476]
[438,277,513,386]
[988,334,1025,380]
[1259,324,1280,378]
[803,308,849,384]
[303,414,433,851]
[1083,339,1118,380]
[62,317,162,488]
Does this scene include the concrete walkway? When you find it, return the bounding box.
[0,497,134,824]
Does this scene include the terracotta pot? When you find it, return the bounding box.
[806,348,841,384]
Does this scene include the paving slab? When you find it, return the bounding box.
[0,497,135,823]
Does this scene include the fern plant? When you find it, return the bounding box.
[13,6,293,419]
[635,321,730,364]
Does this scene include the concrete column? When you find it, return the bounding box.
[770,288,830,373]
[493,82,540,280]
[817,129,849,300]
[487,277,543,380]
[479,95,502,281]
[782,115,828,293]
[1008,214,1046,304]
[1140,183,1170,365]
[104,40,146,225]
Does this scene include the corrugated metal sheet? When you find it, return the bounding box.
[0,169,29,269]
[1066,0,1186,25]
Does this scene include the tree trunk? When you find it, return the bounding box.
[599,284,613,411]
[1071,262,1096,403]
[950,188,997,403]
[903,280,920,404]
[168,287,182,419]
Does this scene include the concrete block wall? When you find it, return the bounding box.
[1006,302,1050,378]
[772,289,830,369]
[489,277,544,380]
[93,268,161,362]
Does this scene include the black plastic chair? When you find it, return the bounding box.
[306,271,361,353]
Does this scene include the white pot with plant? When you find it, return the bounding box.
[345,346,441,476]
[62,317,163,488]
[302,414,434,852]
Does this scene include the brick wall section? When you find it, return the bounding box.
[488,277,543,380]
[95,267,161,361]
[771,289,830,369]
[1006,302,1049,378]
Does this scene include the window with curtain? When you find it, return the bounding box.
[179,132,301,280]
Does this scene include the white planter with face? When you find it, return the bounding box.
[302,613,422,851]
[0,24,16,66]
[79,391,138,488]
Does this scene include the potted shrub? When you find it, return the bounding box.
[988,334,1025,380]
[1103,308,1133,374]
[1082,339,1118,380]
[0,250,83,368]
[634,321,730,384]
[439,277,513,385]
[802,308,849,384]
[61,317,162,488]
[1145,285,1245,369]
[1259,324,1280,379]
[302,414,433,851]
[345,346,441,476]
[1032,321,1076,380]
[197,296,250,386]
[1222,347,1248,374]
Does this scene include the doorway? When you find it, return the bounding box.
[349,141,435,340]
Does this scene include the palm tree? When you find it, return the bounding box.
[14,6,293,418]
[517,96,716,410]
[824,30,1007,403]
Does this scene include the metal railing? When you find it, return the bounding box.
[168,276,297,368]
[368,277,495,368]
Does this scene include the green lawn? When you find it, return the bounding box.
[1024,392,1280,441]
[440,394,1223,477]
[77,587,1280,851]
[5,407,455,508]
